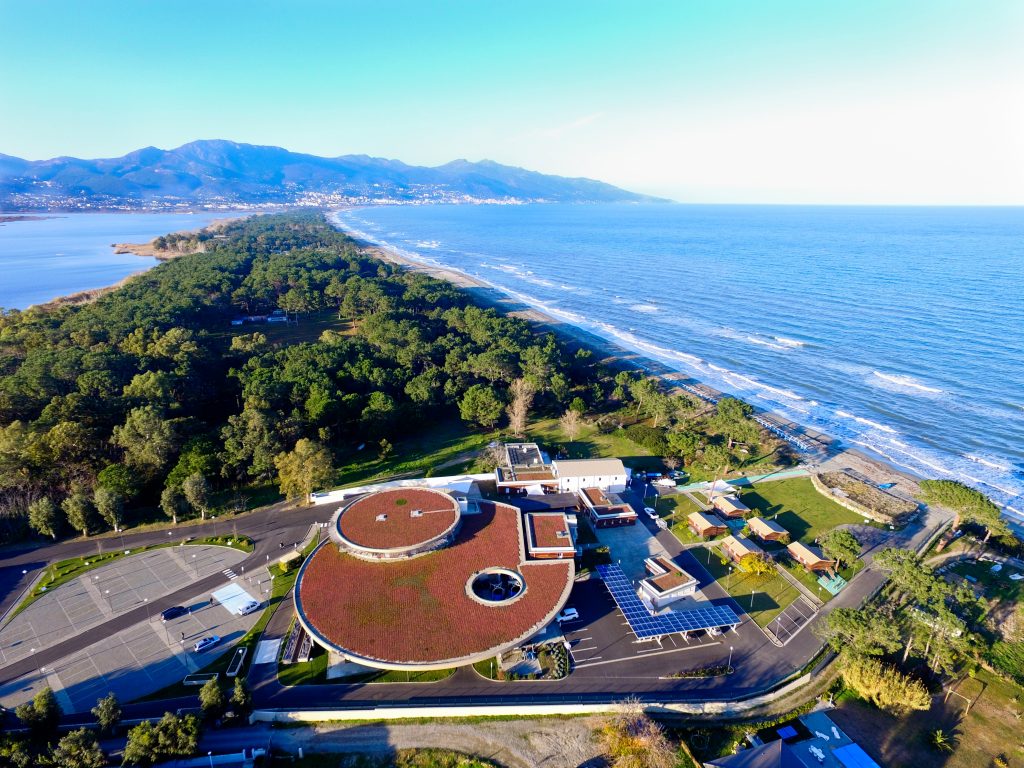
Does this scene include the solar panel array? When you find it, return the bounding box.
[597,564,741,640]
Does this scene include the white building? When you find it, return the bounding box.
[551,458,628,493]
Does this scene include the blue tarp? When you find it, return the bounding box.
[833,743,881,768]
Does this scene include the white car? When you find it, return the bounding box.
[556,608,580,623]
[236,600,261,616]
[644,507,658,519]
[193,635,220,652]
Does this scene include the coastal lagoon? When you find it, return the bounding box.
[334,204,1024,512]
[0,212,234,309]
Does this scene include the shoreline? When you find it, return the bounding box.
[338,223,931,500]
[111,214,251,260]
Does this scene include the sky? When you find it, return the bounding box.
[1,1,1022,204]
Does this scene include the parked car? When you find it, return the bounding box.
[644,506,658,519]
[193,635,220,652]
[236,600,261,616]
[161,606,187,622]
[555,608,580,624]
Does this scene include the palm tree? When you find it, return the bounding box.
[930,729,955,753]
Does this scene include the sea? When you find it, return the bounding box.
[332,204,1024,515]
[0,211,233,310]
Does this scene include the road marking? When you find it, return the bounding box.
[574,640,720,669]
[222,569,237,580]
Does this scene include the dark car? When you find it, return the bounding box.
[160,605,187,622]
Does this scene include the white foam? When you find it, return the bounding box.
[964,454,1011,472]
[871,370,943,395]
[774,336,806,347]
[631,304,659,313]
[834,410,898,434]
[746,336,790,351]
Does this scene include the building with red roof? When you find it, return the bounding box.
[295,488,575,670]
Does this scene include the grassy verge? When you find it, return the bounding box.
[701,547,802,628]
[279,647,455,686]
[737,477,866,544]
[779,558,864,603]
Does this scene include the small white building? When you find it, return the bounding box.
[551,458,628,493]
[638,556,698,610]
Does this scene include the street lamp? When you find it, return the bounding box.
[208,751,213,767]
[192,553,198,578]
[728,645,734,671]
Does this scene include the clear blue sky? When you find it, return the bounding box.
[1,1,1021,203]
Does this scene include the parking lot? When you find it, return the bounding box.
[559,579,724,679]
[0,568,269,713]
[0,545,248,665]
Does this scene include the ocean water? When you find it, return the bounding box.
[0,212,233,309]
[332,204,1024,513]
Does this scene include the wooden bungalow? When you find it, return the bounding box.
[747,516,790,543]
[687,511,729,538]
[787,541,836,573]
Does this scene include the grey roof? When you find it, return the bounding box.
[705,741,804,768]
[553,458,626,477]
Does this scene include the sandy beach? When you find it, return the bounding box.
[347,232,925,497]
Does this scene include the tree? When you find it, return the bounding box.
[61,490,94,537]
[559,408,583,441]
[198,678,225,720]
[48,728,105,768]
[96,463,140,502]
[15,687,61,742]
[122,712,199,767]
[28,497,60,540]
[91,692,121,736]
[181,473,210,520]
[111,406,175,475]
[506,378,535,437]
[819,608,902,657]
[738,552,776,579]
[274,439,334,503]
[840,655,931,715]
[159,484,187,525]
[458,384,504,429]
[230,677,251,714]
[819,528,861,570]
[920,479,1009,542]
[93,487,124,532]
[599,699,676,768]
[220,407,282,482]
[667,430,701,466]
[0,737,31,768]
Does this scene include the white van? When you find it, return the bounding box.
[236,600,261,616]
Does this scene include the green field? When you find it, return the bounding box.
[778,557,862,604]
[699,546,801,627]
[738,477,865,544]
[658,493,722,545]
[526,417,654,467]
[278,648,455,686]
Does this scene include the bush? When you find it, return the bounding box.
[624,425,669,455]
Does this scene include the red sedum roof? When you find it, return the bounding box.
[336,488,459,551]
[298,500,573,666]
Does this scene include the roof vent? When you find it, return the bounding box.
[375,514,388,522]
[410,509,423,518]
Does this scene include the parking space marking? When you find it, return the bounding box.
[574,639,721,669]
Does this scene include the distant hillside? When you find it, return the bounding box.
[0,140,666,210]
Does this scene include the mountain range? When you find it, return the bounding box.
[0,140,663,210]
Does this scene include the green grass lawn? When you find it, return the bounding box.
[659,494,724,546]
[700,546,802,627]
[333,418,495,488]
[738,477,865,544]
[527,417,654,467]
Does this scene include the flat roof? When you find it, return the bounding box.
[526,513,574,551]
[582,487,613,507]
[336,488,459,552]
[505,442,545,468]
[554,458,626,477]
[297,501,574,667]
[645,556,697,593]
